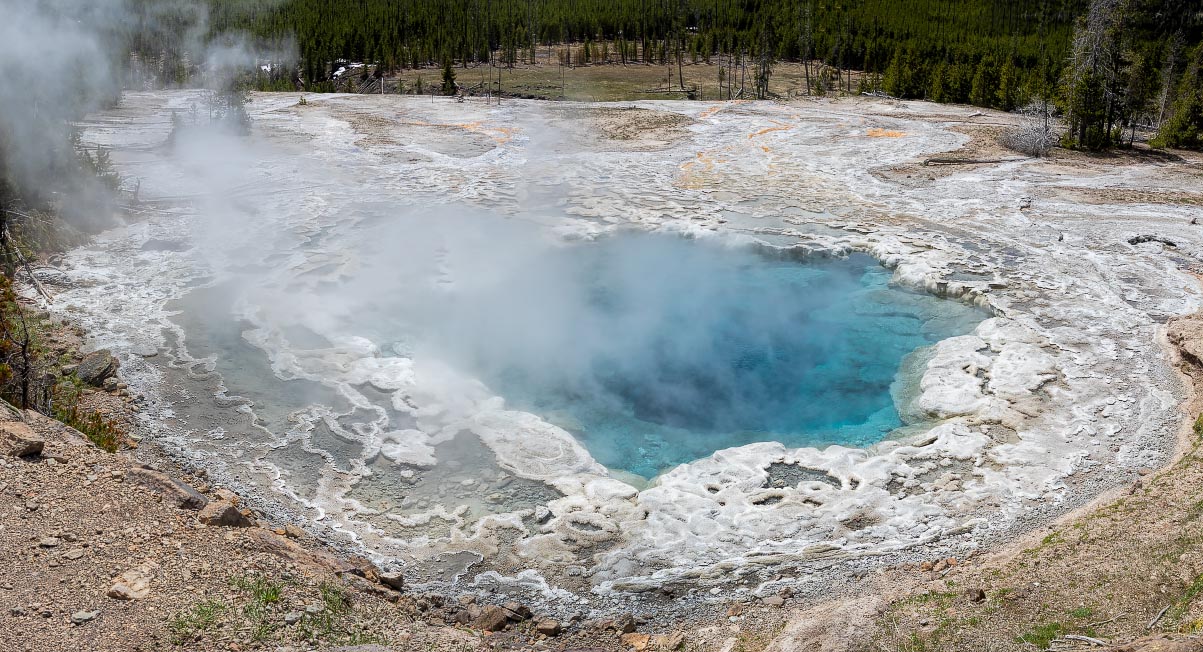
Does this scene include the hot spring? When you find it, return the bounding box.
[192,213,984,481]
[412,234,984,478]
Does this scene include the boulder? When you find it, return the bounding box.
[503,602,532,620]
[337,556,381,583]
[453,605,481,625]
[198,500,252,527]
[472,605,510,632]
[76,349,118,386]
[0,421,44,457]
[535,619,562,636]
[126,467,208,510]
[379,571,404,592]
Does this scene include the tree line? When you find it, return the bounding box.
[192,0,1203,149]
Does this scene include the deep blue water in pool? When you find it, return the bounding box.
[433,234,984,478]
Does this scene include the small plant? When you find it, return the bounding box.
[169,600,226,645]
[1168,574,1203,625]
[233,574,285,605]
[232,574,286,640]
[900,632,929,652]
[297,582,351,641]
[52,380,125,452]
[1018,622,1063,649]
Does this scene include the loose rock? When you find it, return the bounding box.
[107,564,155,600]
[76,349,118,386]
[70,610,99,625]
[126,466,208,510]
[472,605,510,632]
[535,619,562,636]
[0,421,44,457]
[379,571,404,592]
[198,500,252,527]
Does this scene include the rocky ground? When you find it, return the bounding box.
[0,388,715,652]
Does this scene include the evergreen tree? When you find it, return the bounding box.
[441,57,456,94]
[970,56,999,107]
[1153,43,1203,148]
[996,58,1022,111]
[928,61,950,103]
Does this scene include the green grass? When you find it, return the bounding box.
[233,575,285,604]
[898,591,959,609]
[232,574,286,641]
[899,633,929,652]
[1017,622,1063,649]
[1169,574,1203,626]
[1024,531,1065,556]
[1068,606,1093,619]
[170,575,388,648]
[168,600,226,645]
[296,582,385,646]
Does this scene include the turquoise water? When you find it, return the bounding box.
[431,235,984,478]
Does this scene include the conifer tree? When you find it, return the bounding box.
[1153,43,1203,148]
[441,57,456,94]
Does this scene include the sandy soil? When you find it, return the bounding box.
[0,402,500,651]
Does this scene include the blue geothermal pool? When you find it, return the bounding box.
[433,234,984,478]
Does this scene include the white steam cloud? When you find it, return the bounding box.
[0,0,293,216]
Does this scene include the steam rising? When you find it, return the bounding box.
[0,0,123,195]
[228,209,980,476]
[0,0,291,220]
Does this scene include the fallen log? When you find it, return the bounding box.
[922,156,1028,166]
